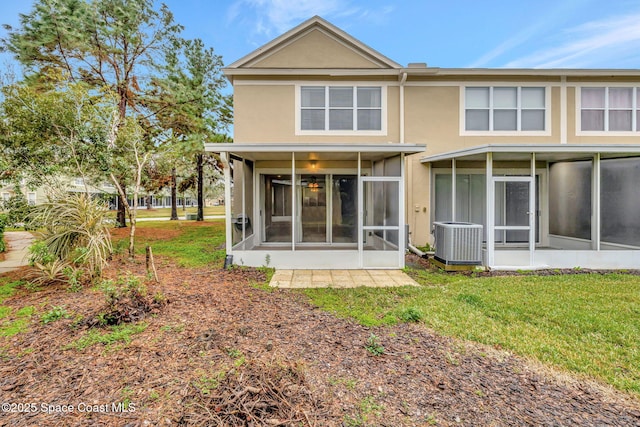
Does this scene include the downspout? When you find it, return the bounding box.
[399,71,407,144]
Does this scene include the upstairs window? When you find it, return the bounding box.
[300,86,382,132]
[464,86,546,132]
[581,87,638,131]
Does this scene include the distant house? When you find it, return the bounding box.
[207,16,640,270]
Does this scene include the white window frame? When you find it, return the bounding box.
[295,83,387,136]
[27,192,36,206]
[576,85,639,135]
[460,85,551,136]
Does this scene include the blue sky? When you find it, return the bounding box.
[2,0,640,69]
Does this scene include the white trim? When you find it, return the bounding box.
[486,153,494,266]
[222,152,233,254]
[560,77,567,144]
[233,79,398,86]
[295,84,388,136]
[225,16,401,70]
[421,143,640,163]
[459,85,551,136]
[207,142,425,155]
[593,154,601,251]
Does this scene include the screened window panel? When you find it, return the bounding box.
[494,109,517,130]
[609,87,633,108]
[466,87,489,108]
[357,110,381,130]
[609,110,632,131]
[601,158,640,247]
[434,175,452,222]
[582,87,605,108]
[301,87,325,107]
[581,110,604,131]
[357,87,381,107]
[521,110,545,130]
[493,87,517,108]
[301,109,325,130]
[522,87,545,108]
[329,87,353,107]
[466,110,489,130]
[549,161,591,240]
[329,109,353,130]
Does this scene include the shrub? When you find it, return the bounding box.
[2,193,33,229]
[0,213,6,253]
[28,192,113,278]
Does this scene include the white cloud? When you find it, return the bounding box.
[228,0,351,37]
[504,12,640,68]
[227,0,393,41]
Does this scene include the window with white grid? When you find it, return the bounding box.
[464,86,546,132]
[300,86,382,132]
[580,87,639,132]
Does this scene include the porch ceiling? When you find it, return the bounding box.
[205,142,426,162]
[421,143,640,163]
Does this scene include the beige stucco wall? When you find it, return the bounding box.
[250,29,383,69]
[234,83,400,143]
[404,85,562,156]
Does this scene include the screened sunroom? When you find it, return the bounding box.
[206,143,425,269]
[422,144,640,270]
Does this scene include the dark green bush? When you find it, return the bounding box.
[0,213,6,253]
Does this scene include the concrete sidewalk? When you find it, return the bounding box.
[0,231,34,274]
[269,269,419,288]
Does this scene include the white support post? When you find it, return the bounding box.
[486,153,494,267]
[594,153,601,251]
[451,158,457,222]
[399,152,406,269]
[530,153,536,266]
[357,152,363,268]
[241,159,246,243]
[291,152,296,252]
[222,152,232,254]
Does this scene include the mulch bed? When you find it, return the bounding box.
[0,255,639,426]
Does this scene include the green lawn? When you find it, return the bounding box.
[303,270,640,395]
[114,220,227,268]
[112,206,225,219]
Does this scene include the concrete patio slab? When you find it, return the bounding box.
[269,269,419,288]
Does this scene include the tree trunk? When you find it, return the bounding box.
[170,167,178,220]
[116,184,127,228]
[197,153,204,221]
[146,195,152,209]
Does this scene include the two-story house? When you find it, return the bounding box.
[207,16,640,270]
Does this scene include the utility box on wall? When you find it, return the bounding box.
[433,222,483,265]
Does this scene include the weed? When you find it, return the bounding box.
[41,306,70,324]
[194,370,226,395]
[365,333,385,356]
[149,390,160,401]
[120,386,134,410]
[445,352,459,366]
[226,348,242,358]
[68,322,148,350]
[399,307,423,323]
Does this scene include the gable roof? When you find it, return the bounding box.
[225,16,402,72]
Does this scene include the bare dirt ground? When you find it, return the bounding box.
[1,256,639,426]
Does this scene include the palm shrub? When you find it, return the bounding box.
[28,192,113,280]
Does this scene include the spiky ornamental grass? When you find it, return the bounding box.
[29,192,113,278]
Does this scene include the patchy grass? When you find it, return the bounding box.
[113,220,226,268]
[67,322,148,351]
[0,305,35,337]
[303,270,640,395]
